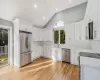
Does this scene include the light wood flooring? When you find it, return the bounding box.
[0,58,79,80]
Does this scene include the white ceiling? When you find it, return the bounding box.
[0,0,87,28]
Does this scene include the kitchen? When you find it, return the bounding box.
[0,0,100,80]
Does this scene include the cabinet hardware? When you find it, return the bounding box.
[94,31,97,38]
[86,27,88,39]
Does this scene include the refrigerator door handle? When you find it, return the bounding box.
[25,36,28,49]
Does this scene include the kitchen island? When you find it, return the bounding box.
[79,52,100,80]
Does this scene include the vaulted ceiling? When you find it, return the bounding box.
[0,0,87,28]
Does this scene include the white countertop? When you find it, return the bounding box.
[80,52,100,68]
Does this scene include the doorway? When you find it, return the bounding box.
[0,25,13,67]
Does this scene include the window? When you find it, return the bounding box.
[60,30,65,44]
[54,30,59,44]
[54,30,65,44]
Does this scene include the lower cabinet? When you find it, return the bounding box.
[43,46,92,66]
[71,49,92,65]
[52,48,62,61]
[43,46,52,59]
[32,45,42,60]
[43,47,68,62]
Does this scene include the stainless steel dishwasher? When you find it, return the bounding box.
[62,48,70,63]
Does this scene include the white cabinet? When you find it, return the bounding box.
[32,27,43,41]
[66,23,75,40]
[81,21,87,40]
[18,19,32,32]
[70,49,76,65]
[75,22,81,40]
[85,0,98,40]
[38,29,43,41]
[43,46,52,58]
[71,49,92,65]
[32,45,42,60]
[92,0,98,40]
[75,21,87,40]
[43,47,62,61]
[98,0,100,28]
[96,0,100,40]
[80,56,100,80]
[32,27,39,41]
[43,29,53,41]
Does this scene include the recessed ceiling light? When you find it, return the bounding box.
[43,17,46,20]
[34,4,38,8]
[69,0,71,2]
[56,8,59,11]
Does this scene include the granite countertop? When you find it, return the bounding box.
[79,52,100,59]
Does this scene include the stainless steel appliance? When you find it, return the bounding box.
[62,48,70,63]
[20,31,32,66]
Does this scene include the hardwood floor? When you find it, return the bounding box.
[0,58,79,80]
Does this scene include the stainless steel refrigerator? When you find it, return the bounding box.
[19,31,32,66]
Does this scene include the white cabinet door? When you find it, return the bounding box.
[38,29,41,41]
[33,27,43,41]
[75,21,87,40]
[75,22,81,40]
[43,30,53,41]
[43,47,48,58]
[43,47,52,59]
[86,0,98,40]
[66,24,75,40]
[56,48,62,61]
[97,0,100,40]
[80,21,87,40]
[74,49,92,65]
[47,30,53,41]
[35,46,42,58]
[32,46,42,60]
[19,22,32,32]
[70,49,76,65]
[32,27,37,41]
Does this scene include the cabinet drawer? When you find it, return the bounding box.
[20,53,31,66]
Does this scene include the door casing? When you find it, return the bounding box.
[0,25,13,65]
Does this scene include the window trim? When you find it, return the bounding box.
[54,29,65,45]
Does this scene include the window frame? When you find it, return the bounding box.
[54,28,65,45]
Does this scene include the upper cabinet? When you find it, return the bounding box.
[66,23,75,40]
[97,0,100,40]
[18,19,33,32]
[75,22,81,40]
[93,0,100,40]
[85,0,98,27]
[85,0,100,40]
[43,29,53,41]
[75,21,87,40]
[32,27,43,41]
[32,27,53,41]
